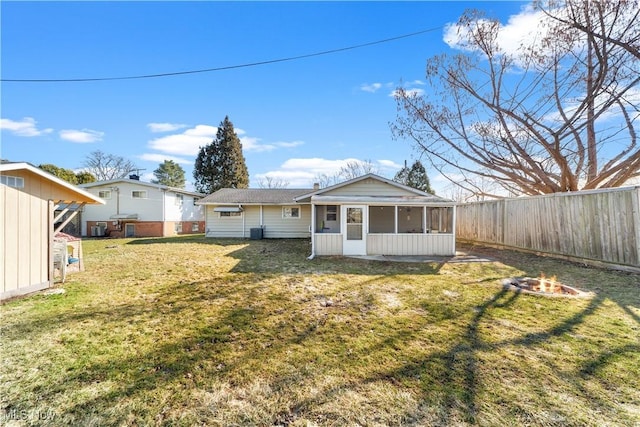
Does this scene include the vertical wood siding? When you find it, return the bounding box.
[367,234,455,256]
[456,187,640,269]
[315,234,343,255]
[2,171,52,298]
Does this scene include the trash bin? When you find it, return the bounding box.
[250,227,263,240]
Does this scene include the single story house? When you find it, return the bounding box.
[198,174,456,257]
[80,176,205,238]
[1,162,105,300]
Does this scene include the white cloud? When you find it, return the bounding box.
[255,158,400,188]
[275,140,304,149]
[377,159,402,170]
[241,137,275,152]
[361,83,383,93]
[0,117,53,137]
[390,88,424,98]
[242,139,304,152]
[147,122,188,133]
[59,128,104,143]
[138,153,192,165]
[148,124,218,156]
[443,5,550,59]
[148,124,302,156]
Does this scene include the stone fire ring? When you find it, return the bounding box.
[502,277,594,298]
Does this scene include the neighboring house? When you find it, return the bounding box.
[1,162,104,300]
[198,174,456,257]
[80,176,205,238]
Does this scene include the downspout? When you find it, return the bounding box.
[307,202,315,259]
[451,204,457,255]
[161,188,166,236]
[241,204,245,238]
[260,205,263,227]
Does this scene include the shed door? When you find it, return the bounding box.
[342,205,367,255]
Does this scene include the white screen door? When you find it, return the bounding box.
[342,205,367,255]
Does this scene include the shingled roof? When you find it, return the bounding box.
[197,188,313,205]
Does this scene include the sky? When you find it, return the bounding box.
[1,1,529,194]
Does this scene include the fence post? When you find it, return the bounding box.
[633,187,640,267]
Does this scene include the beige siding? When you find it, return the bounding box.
[205,206,246,237]
[323,178,416,197]
[315,234,343,255]
[205,205,311,238]
[1,171,50,299]
[367,234,455,256]
[261,205,311,238]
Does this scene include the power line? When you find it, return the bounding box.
[1,26,442,83]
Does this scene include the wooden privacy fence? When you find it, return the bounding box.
[456,186,640,272]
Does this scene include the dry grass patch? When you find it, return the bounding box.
[1,236,638,426]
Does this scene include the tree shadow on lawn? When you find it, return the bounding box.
[5,240,638,425]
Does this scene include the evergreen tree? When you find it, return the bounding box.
[407,160,434,194]
[193,116,249,193]
[394,160,434,194]
[393,161,410,186]
[152,160,186,188]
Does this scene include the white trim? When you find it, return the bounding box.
[282,206,300,219]
[214,207,243,212]
[0,162,104,204]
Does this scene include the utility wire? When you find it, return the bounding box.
[2,26,442,83]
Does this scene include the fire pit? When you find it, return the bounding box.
[502,275,593,298]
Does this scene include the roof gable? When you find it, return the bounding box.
[80,178,204,197]
[1,162,105,204]
[295,174,446,200]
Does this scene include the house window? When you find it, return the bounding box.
[220,211,242,217]
[283,207,300,218]
[192,222,199,232]
[175,194,184,205]
[326,205,337,221]
[98,190,111,199]
[0,175,24,188]
[175,222,183,233]
[132,190,147,199]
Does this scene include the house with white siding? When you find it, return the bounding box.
[80,177,205,238]
[198,174,456,257]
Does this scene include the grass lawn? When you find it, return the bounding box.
[1,236,639,426]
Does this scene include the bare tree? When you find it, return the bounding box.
[313,159,380,188]
[83,150,138,181]
[257,176,290,189]
[393,1,640,196]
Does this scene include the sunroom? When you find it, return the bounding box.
[294,174,456,257]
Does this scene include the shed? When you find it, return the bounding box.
[1,162,105,300]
